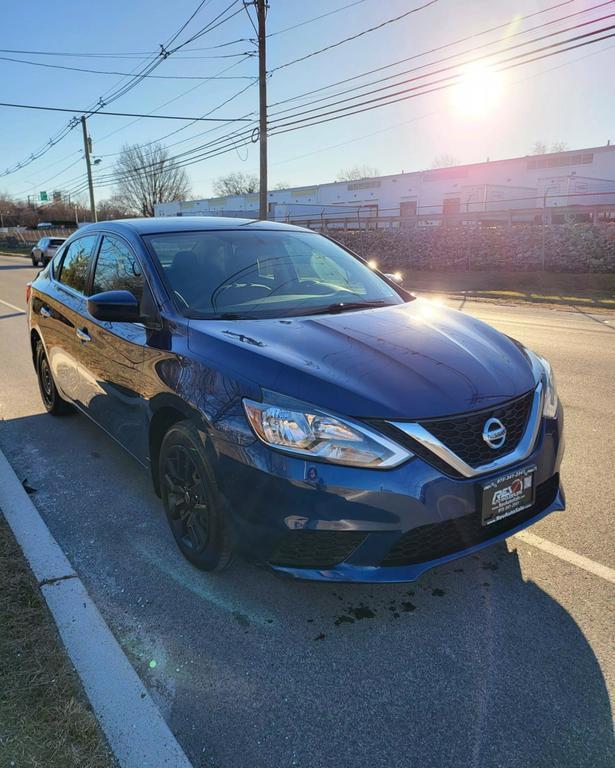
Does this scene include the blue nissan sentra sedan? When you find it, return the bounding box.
[27,217,565,582]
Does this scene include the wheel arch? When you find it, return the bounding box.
[30,328,43,367]
[148,394,211,497]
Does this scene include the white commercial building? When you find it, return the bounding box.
[155,143,615,222]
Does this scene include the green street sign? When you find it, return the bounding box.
[39,191,48,202]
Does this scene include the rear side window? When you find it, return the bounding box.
[49,238,65,247]
[58,235,98,294]
[92,235,144,303]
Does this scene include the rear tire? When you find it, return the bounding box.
[31,255,39,267]
[35,340,72,415]
[159,421,234,572]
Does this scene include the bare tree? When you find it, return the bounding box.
[550,141,569,153]
[530,140,569,155]
[530,141,548,156]
[212,172,259,196]
[336,165,380,181]
[0,193,18,227]
[271,181,290,190]
[97,195,133,221]
[431,154,459,169]
[113,143,190,217]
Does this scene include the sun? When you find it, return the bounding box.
[450,63,504,119]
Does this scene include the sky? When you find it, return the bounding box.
[0,0,614,203]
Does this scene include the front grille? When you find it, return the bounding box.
[269,530,367,569]
[419,389,535,468]
[381,474,560,567]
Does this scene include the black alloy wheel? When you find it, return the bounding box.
[35,341,72,415]
[159,421,234,571]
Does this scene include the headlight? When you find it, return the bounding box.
[243,397,412,468]
[537,355,558,418]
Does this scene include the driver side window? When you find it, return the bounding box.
[58,235,98,294]
[92,235,144,304]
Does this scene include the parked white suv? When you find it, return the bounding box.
[31,237,66,267]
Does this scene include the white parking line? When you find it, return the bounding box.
[514,530,615,585]
[0,297,25,314]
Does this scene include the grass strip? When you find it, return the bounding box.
[0,516,115,768]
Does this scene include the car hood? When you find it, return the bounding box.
[187,299,537,419]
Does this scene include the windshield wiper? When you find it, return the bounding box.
[297,300,395,316]
[218,312,250,320]
[189,301,396,321]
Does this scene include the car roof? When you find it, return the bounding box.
[76,216,312,237]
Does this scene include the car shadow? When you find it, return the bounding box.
[1,410,612,768]
[568,301,615,331]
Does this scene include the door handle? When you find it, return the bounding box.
[40,306,51,319]
[76,327,91,342]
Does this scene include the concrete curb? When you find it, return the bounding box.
[0,448,194,768]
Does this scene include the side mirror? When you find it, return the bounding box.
[88,290,140,323]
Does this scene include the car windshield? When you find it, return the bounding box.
[144,229,407,319]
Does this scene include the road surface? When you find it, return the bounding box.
[0,252,613,768]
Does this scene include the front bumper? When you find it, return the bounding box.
[213,408,565,583]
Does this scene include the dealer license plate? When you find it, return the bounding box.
[481,466,536,526]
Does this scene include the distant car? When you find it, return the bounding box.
[26,217,564,582]
[37,222,54,230]
[31,237,66,267]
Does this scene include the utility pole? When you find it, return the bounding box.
[256,0,268,220]
[81,115,97,222]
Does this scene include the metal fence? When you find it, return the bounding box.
[0,227,77,249]
[283,203,615,233]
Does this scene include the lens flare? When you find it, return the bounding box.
[450,63,504,119]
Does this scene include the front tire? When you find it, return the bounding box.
[35,341,72,415]
[159,421,234,572]
[32,255,39,267]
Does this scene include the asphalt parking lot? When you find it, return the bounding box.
[1,252,614,768]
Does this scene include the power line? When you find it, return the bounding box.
[97,78,259,157]
[0,101,253,121]
[19,0,600,190]
[268,0,609,109]
[267,0,369,37]
[27,4,614,204]
[0,39,249,58]
[270,0,440,73]
[267,30,615,136]
[168,1,245,50]
[25,42,615,207]
[0,0,249,178]
[55,30,615,198]
[20,56,256,196]
[267,14,615,122]
[271,38,615,169]
[0,53,255,78]
[62,123,258,193]
[13,157,85,198]
[91,55,253,146]
[166,0,213,47]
